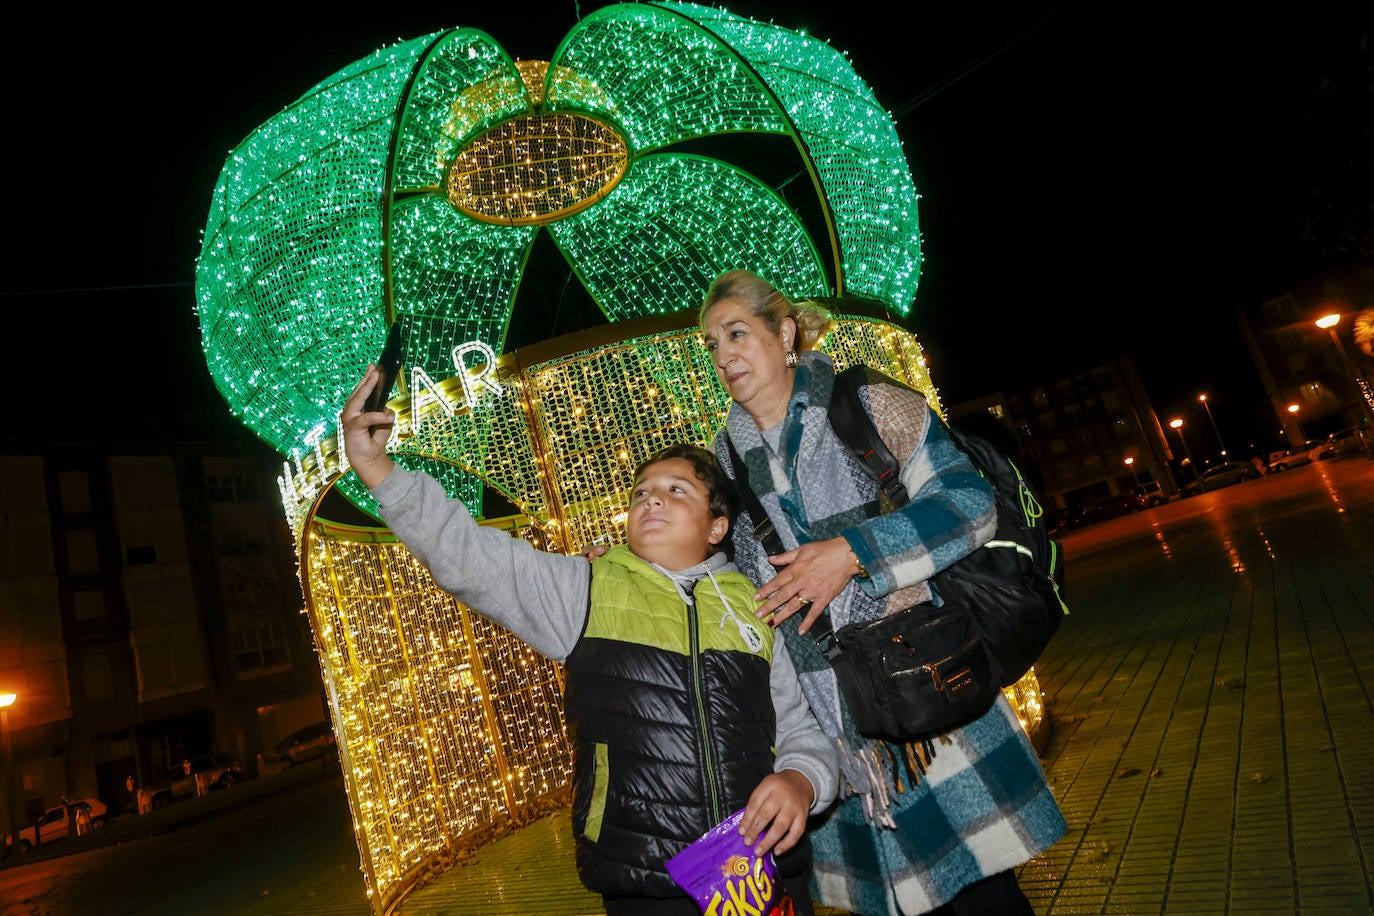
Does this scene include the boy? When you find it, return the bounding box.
[342,365,839,915]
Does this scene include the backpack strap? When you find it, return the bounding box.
[724,437,785,557]
[725,365,918,661]
[828,366,910,506]
[725,437,843,657]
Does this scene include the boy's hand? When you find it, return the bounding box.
[579,543,610,561]
[739,769,814,858]
[342,365,397,489]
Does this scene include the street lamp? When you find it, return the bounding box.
[1124,456,1141,488]
[1315,313,1374,452]
[1,692,16,848]
[1198,392,1227,458]
[1169,418,1201,491]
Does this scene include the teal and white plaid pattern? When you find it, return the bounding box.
[714,352,1065,914]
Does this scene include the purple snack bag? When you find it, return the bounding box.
[665,807,797,916]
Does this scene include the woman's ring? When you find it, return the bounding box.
[797,594,810,604]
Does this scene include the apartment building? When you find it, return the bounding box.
[0,438,323,832]
[946,355,1176,513]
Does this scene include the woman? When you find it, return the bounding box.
[699,269,1066,916]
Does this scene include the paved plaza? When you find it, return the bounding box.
[3,457,1370,915]
[406,456,1374,914]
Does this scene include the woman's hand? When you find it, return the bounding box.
[341,365,398,489]
[753,536,860,634]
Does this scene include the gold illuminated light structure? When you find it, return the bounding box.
[195,3,1048,912]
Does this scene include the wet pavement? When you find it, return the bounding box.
[4,456,1371,915]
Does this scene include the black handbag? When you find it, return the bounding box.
[726,450,1001,743]
[807,600,999,742]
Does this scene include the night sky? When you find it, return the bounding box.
[5,2,1364,454]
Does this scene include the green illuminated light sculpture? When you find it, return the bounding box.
[196,0,922,515]
[195,4,949,912]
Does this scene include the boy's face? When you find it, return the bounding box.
[626,457,728,571]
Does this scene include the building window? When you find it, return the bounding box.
[59,471,92,514]
[126,545,157,565]
[1261,294,1299,324]
[231,618,290,673]
[1055,462,1076,479]
[1075,430,1094,448]
[73,590,108,638]
[207,473,258,503]
[82,652,116,703]
[1049,439,1068,455]
[1102,390,1122,410]
[1083,454,1103,470]
[66,529,100,575]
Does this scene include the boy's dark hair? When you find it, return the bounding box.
[634,444,740,532]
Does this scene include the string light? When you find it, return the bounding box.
[195,2,922,477]
[289,315,1047,912]
[192,5,1028,912]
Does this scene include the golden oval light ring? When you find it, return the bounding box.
[445,109,629,227]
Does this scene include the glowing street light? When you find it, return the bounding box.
[1169,418,1201,491]
[1,691,16,847]
[1315,313,1374,452]
[1198,392,1227,458]
[1124,455,1141,488]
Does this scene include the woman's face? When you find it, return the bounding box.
[701,297,796,427]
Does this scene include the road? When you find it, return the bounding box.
[0,777,369,916]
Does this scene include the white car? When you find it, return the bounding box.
[150,752,244,808]
[274,721,337,767]
[4,797,108,853]
[1310,428,1366,461]
[1266,447,1313,473]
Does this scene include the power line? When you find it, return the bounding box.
[776,1,1073,193]
[890,2,1073,121]
[0,280,193,298]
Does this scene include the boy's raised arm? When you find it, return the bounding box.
[342,364,400,489]
[342,366,590,661]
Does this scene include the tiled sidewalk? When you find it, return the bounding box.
[1021,457,1374,914]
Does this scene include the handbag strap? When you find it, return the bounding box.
[723,438,842,662]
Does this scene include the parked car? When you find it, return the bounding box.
[1266,447,1313,473]
[151,752,244,808]
[274,721,337,767]
[1310,427,1366,461]
[1083,492,1146,524]
[1181,461,1261,496]
[1132,480,1167,507]
[1045,505,1086,535]
[4,797,108,854]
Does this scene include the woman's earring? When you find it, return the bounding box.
[784,350,799,368]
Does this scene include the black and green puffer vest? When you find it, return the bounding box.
[564,547,777,897]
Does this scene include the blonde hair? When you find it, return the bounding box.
[699,269,833,352]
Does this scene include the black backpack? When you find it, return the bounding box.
[825,365,1068,687]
